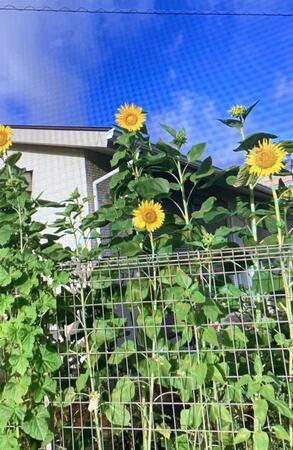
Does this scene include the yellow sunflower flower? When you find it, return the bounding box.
[246,140,287,177]
[229,105,246,118]
[0,125,12,154]
[132,200,165,232]
[115,104,146,132]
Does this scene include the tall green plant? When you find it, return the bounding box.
[0,150,69,449]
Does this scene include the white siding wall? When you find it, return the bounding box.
[8,146,88,248]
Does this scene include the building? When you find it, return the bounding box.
[8,125,273,247]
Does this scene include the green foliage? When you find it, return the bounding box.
[0,153,67,448]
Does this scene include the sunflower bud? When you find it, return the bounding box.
[173,128,187,147]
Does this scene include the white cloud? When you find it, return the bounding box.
[274,75,293,101]
[0,0,155,124]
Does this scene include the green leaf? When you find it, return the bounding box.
[114,236,142,257]
[160,123,177,138]
[138,356,171,378]
[0,405,14,430]
[259,384,275,401]
[194,362,208,386]
[192,290,206,303]
[203,300,220,322]
[175,268,192,288]
[234,427,251,445]
[234,132,277,152]
[9,353,29,376]
[111,377,135,403]
[137,309,162,339]
[272,425,290,442]
[0,267,11,287]
[254,356,263,375]
[43,376,57,395]
[192,197,216,219]
[111,149,126,167]
[3,375,31,404]
[22,406,50,441]
[190,157,214,180]
[253,431,269,450]
[187,143,206,161]
[180,404,203,429]
[202,327,218,346]
[0,225,13,245]
[105,404,130,426]
[37,345,62,373]
[109,170,129,189]
[63,387,76,407]
[174,302,191,323]
[271,399,293,419]
[108,340,136,364]
[252,271,283,294]
[253,399,268,428]
[76,370,90,392]
[134,177,170,199]
[209,404,232,424]
[5,152,22,166]
[218,118,243,129]
[0,433,20,450]
[242,100,259,120]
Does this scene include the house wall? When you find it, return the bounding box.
[8,144,88,248]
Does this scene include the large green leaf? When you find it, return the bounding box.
[271,399,293,419]
[233,132,277,152]
[0,267,11,287]
[108,340,136,365]
[190,157,214,181]
[21,406,50,442]
[253,431,269,450]
[180,404,203,429]
[160,124,177,138]
[252,271,283,294]
[36,346,62,373]
[234,427,251,445]
[192,197,216,220]
[218,118,242,129]
[187,143,206,162]
[111,377,135,403]
[242,100,259,120]
[134,177,170,199]
[105,404,130,426]
[253,399,268,428]
[272,425,290,442]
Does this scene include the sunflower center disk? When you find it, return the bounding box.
[143,210,157,224]
[255,150,278,169]
[126,114,138,125]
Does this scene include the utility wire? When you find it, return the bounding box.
[0,5,292,17]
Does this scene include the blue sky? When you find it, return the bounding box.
[0,0,292,166]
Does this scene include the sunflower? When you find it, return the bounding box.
[246,140,287,177]
[229,105,247,119]
[0,125,12,154]
[115,104,146,132]
[132,200,165,232]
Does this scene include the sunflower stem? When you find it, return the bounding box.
[239,126,258,244]
[270,175,293,445]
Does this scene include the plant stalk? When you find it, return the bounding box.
[270,176,293,445]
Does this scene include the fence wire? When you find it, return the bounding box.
[52,244,293,450]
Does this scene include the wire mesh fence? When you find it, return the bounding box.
[52,245,293,450]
